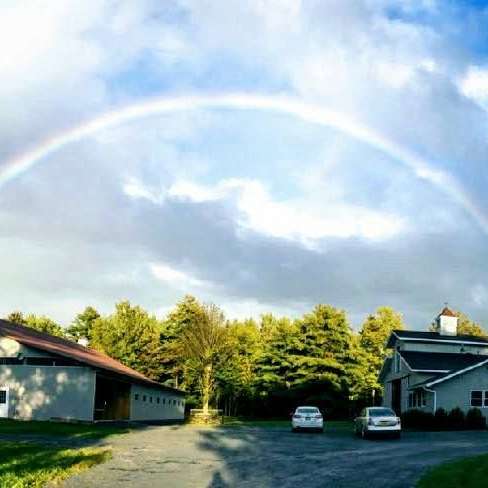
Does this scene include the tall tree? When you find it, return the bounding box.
[296,304,354,391]
[91,301,162,380]
[160,295,205,388]
[216,318,261,415]
[255,314,302,391]
[66,306,100,343]
[180,303,227,414]
[358,306,405,398]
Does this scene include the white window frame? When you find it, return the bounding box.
[470,390,488,408]
[408,390,427,408]
[394,351,401,373]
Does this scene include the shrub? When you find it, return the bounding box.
[466,408,486,430]
[434,408,449,430]
[401,409,434,430]
[448,407,465,430]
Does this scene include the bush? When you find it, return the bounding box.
[466,408,486,430]
[447,407,465,430]
[434,408,449,430]
[401,409,434,430]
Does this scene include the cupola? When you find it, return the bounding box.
[433,305,458,336]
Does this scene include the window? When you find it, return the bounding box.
[163,398,166,404]
[0,391,6,404]
[143,395,147,402]
[394,352,401,373]
[470,390,488,407]
[157,397,160,404]
[150,396,153,403]
[0,358,23,365]
[408,390,426,408]
[135,394,139,401]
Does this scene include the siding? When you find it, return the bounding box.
[434,364,488,414]
[130,384,185,421]
[0,365,95,421]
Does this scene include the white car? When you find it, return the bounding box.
[291,406,324,432]
[354,407,401,439]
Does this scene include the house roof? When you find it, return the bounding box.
[386,329,488,348]
[438,306,457,318]
[410,358,488,389]
[0,320,184,396]
[400,350,487,373]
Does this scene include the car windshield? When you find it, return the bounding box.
[369,408,395,417]
[296,408,319,414]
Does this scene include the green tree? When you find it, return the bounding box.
[358,306,405,399]
[160,295,205,389]
[91,301,162,380]
[296,304,354,391]
[456,311,486,337]
[255,314,302,390]
[180,303,227,414]
[216,318,261,415]
[66,306,100,343]
[6,311,64,337]
[6,311,27,325]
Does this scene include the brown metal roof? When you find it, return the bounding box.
[0,319,184,396]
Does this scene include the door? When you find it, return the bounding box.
[0,387,9,418]
[391,379,401,415]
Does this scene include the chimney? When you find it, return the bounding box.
[434,306,458,336]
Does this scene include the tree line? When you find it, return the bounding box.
[4,299,486,417]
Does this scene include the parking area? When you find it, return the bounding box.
[62,423,488,488]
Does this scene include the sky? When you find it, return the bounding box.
[1,0,488,329]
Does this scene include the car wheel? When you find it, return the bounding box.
[292,427,297,433]
[361,427,368,439]
[395,431,401,439]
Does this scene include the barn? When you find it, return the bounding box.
[0,319,185,422]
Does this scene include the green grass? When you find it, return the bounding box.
[220,417,352,430]
[0,419,128,440]
[0,441,111,487]
[417,453,488,488]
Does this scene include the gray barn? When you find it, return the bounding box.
[380,307,488,415]
[0,319,185,422]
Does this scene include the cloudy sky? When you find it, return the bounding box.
[1,0,488,329]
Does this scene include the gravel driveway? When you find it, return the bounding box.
[61,424,488,488]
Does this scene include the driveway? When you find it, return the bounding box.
[62,424,488,488]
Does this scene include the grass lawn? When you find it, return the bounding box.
[417,453,488,488]
[0,419,128,440]
[0,441,111,488]
[220,417,352,431]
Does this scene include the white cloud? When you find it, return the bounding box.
[166,178,406,247]
[150,262,212,290]
[459,66,488,107]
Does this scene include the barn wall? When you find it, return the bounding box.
[130,384,185,421]
[0,365,95,421]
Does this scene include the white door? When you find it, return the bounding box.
[0,387,9,418]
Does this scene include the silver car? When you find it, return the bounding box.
[354,407,401,439]
[291,406,324,432]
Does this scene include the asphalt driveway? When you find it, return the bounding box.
[62,423,488,488]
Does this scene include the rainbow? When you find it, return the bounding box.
[1,93,487,233]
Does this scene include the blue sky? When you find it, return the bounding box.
[1,0,488,329]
